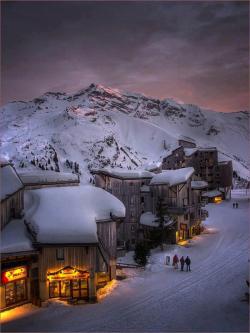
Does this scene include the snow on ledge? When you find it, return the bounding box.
[191,180,208,189]
[1,219,34,254]
[19,170,79,185]
[202,189,222,198]
[140,212,175,228]
[91,167,154,179]
[24,185,125,244]
[150,167,194,186]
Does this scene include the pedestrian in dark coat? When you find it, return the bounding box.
[185,256,191,271]
[172,254,179,269]
[180,256,185,271]
[236,202,239,208]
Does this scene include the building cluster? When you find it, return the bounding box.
[0,138,232,311]
[1,160,125,311]
[92,137,232,250]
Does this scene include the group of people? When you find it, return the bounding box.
[232,202,239,208]
[173,254,191,271]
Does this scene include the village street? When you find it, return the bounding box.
[1,191,249,332]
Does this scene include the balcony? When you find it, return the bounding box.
[164,205,189,215]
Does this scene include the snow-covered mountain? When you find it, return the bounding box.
[1,83,249,183]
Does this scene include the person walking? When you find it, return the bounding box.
[180,256,185,271]
[185,256,191,271]
[172,254,179,269]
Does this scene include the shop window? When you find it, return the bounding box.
[5,280,27,306]
[56,248,64,260]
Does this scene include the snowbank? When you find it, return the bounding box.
[1,219,34,254]
[0,164,23,201]
[24,185,125,244]
[150,167,194,186]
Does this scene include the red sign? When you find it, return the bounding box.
[2,266,27,284]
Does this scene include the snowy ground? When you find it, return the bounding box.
[1,191,249,332]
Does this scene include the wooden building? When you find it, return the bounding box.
[24,185,125,304]
[91,168,154,249]
[162,141,232,196]
[146,167,208,243]
[0,160,38,311]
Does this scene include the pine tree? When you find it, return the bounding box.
[134,242,150,266]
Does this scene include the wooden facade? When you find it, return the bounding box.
[94,172,152,249]
[1,189,24,230]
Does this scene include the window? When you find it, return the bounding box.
[131,225,136,231]
[141,196,144,203]
[184,214,189,220]
[56,248,64,260]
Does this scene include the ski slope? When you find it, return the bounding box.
[2,191,249,332]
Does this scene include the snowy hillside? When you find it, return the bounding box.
[0,83,249,182]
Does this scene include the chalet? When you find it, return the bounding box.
[91,168,154,249]
[1,161,126,310]
[24,186,125,304]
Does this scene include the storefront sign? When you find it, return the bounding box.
[180,223,188,231]
[2,266,27,284]
[47,266,89,281]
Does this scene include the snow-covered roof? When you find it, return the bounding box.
[0,157,9,166]
[202,190,222,198]
[19,170,79,185]
[140,185,150,192]
[184,148,198,157]
[139,212,175,228]
[0,165,24,201]
[1,219,34,254]
[191,180,208,189]
[92,167,154,179]
[150,167,194,186]
[143,161,162,171]
[178,135,196,143]
[197,147,217,152]
[24,185,126,244]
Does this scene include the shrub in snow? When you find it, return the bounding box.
[134,242,151,266]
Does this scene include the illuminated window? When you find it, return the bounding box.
[56,248,64,260]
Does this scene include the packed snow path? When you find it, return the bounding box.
[2,193,249,332]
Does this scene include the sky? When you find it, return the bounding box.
[1,1,249,112]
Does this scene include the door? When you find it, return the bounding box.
[60,280,71,297]
[80,279,88,298]
[72,280,80,298]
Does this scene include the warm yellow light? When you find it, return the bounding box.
[214,196,222,204]
[97,280,118,301]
